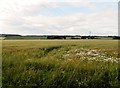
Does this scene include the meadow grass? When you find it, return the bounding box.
[2,40,120,88]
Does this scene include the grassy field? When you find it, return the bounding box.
[2,40,120,88]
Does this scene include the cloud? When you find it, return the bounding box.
[0,0,118,35]
[65,1,96,8]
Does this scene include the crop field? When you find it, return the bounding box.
[1,40,120,88]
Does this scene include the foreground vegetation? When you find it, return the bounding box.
[2,40,120,88]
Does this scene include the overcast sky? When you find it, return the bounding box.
[0,0,118,36]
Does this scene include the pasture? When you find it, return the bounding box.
[2,40,120,88]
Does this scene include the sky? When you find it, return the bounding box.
[0,0,119,36]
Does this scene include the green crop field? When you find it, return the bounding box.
[1,40,120,88]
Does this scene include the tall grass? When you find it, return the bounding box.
[2,40,119,88]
